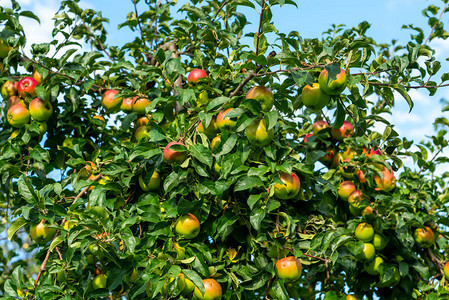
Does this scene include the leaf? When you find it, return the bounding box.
[18,175,39,204]
[183,269,205,294]
[207,96,229,111]
[129,147,161,162]
[49,235,64,252]
[265,111,278,130]
[234,176,263,191]
[391,84,414,112]
[189,144,213,168]
[7,217,27,241]
[20,10,40,23]
[250,208,265,231]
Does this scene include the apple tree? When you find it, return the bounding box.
[2,0,449,299]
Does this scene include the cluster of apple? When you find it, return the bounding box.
[2,72,53,135]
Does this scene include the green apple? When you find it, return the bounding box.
[182,275,195,295]
[302,83,330,111]
[275,256,302,282]
[356,243,375,262]
[198,118,218,139]
[138,171,161,191]
[0,39,11,58]
[211,135,221,152]
[413,226,435,248]
[175,214,200,239]
[92,274,107,289]
[245,86,274,112]
[30,219,56,244]
[355,222,374,242]
[193,278,222,300]
[274,172,300,200]
[245,118,274,147]
[318,66,347,95]
[29,98,52,121]
[373,233,388,251]
[364,256,384,275]
[135,125,150,142]
[1,80,17,99]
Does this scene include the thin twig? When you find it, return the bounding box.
[132,0,149,50]
[255,0,267,56]
[213,0,231,21]
[424,4,448,45]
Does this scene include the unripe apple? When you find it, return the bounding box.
[163,141,188,165]
[121,96,135,112]
[32,70,43,84]
[331,121,353,140]
[62,137,74,148]
[198,118,218,139]
[312,120,329,135]
[348,190,367,209]
[1,80,17,99]
[63,220,77,231]
[338,181,356,201]
[162,274,186,296]
[302,83,330,111]
[175,213,200,239]
[274,172,300,200]
[364,256,384,275]
[197,90,209,107]
[133,97,151,114]
[187,68,208,84]
[174,242,186,260]
[373,233,388,251]
[7,103,30,128]
[348,205,362,216]
[136,116,150,128]
[245,118,274,147]
[29,98,52,121]
[30,219,56,244]
[275,256,302,282]
[356,243,375,262]
[56,269,67,283]
[374,167,396,192]
[245,86,274,112]
[444,261,449,280]
[101,89,122,113]
[135,125,150,142]
[92,273,107,290]
[138,171,161,191]
[319,148,335,165]
[193,278,222,300]
[355,222,374,242]
[0,39,11,58]
[216,108,238,131]
[413,226,435,248]
[318,67,347,95]
[211,135,221,152]
[18,76,38,98]
[182,275,195,295]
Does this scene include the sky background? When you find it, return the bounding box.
[1,0,449,174]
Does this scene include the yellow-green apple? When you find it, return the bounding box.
[161,274,186,296]
[216,108,238,131]
[182,275,195,295]
[373,233,388,251]
[135,125,150,142]
[92,274,107,289]
[63,219,77,231]
[274,172,300,200]
[1,80,17,99]
[136,116,150,127]
[62,137,74,148]
[444,262,449,280]
[318,67,347,95]
[346,295,359,300]
[413,226,435,248]
[7,95,21,109]
[348,205,362,216]
[187,68,208,84]
[121,96,135,112]
[29,98,52,121]
[175,213,200,239]
[32,70,43,84]
[338,181,356,201]
[7,103,30,128]
[18,76,38,98]
[163,141,188,165]
[364,256,384,275]
[133,97,151,114]
[0,39,11,58]
[374,167,396,192]
[245,86,274,112]
[197,90,209,107]
[211,135,221,152]
[302,83,330,111]
[356,243,375,262]
[198,118,218,139]
[331,121,353,140]
[193,278,222,300]
[348,190,367,209]
[30,219,56,244]
[275,256,302,282]
[138,171,161,191]
[312,120,329,135]
[245,118,274,147]
[101,89,122,113]
[355,223,374,242]
[174,242,186,260]
[56,270,67,283]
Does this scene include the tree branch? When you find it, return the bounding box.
[132,0,148,50]
[424,4,448,45]
[425,248,444,277]
[213,0,231,21]
[255,0,267,56]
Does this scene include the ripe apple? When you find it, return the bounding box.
[331,121,353,140]
[211,135,221,152]
[302,83,330,111]
[355,169,367,184]
[338,181,356,201]
[374,167,396,192]
[318,67,347,95]
[373,233,388,251]
[135,125,150,142]
[1,80,17,99]
[193,278,222,300]
[30,219,56,244]
[175,213,200,239]
[187,68,208,84]
[163,141,188,165]
[444,261,449,280]
[7,95,21,108]
[18,76,38,98]
[121,96,135,112]
[312,120,329,135]
[364,256,384,275]
[92,273,107,289]
[274,172,300,200]
[355,222,374,242]
[7,103,30,128]
[216,108,238,131]
[101,89,122,113]
[32,70,43,84]
[275,256,302,282]
[356,243,375,262]
[198,118,218,139]
[29,98,52,121]
[319,148,335,165]
[413,226,435,248]
[133,97,151,114]
[138,171,161,191]
[245,118,274,147]
[245,86,274,112]
[136,116,150,128]
[348,190,367,209]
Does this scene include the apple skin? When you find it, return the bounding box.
[274,172,300,200]
[346,295,359,300]
[182,276,195,295]
[29,98,52,121]
[245,86,274,112]
[133,97,151,114]
[7,103,30,128]
[374,167,396,192]
[303,133,313,143]
[163,141,188,165]
[216,108,238,131]
[92,274,107,289]
[121,96,135,112]
[348,190,367,209]
[0,39,11,58]
[17,76,38,98]
[7,95,21,109]
[198,118,218,139]
[175,213,200,239]
[356,243,375,262]
[30,219,56,244]
[138,171,161,191]
[373,233,388,251]
[338,181,356,201]
[211,135,221,152]
[136,116,150,128]
[312,120,329,135]
[331,121,353,140]
[193,278,222,300]
[302,83,330,111]
[245,118,274,147]
[318,67,347,95]
[413,226,435,248]
[135,125,150,142]
[101,89,122,113]
[355,169,367,184]
[33,70,43,84]
[364,256,384,275]
[444,261,449,280]
[1,80,17,99]
[187,69,208,84]
[319,148,335,165]
[275,256,302,282]
[355,222,374,242]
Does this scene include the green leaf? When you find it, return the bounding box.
[7,217,27,241]
[189,144,213,168]
[183,269,205,294]
[234,176,264,191]
[250,208,265,231]
[391,84,414,112]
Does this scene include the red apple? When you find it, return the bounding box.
[318,67,347,95]
[355,222,374,242]
[312,120,329,135]
[29,98,52,121]
[245,118,274,147]
[275,256,302,282]
[187,69,208,84]
[413,226,435,248]
[303,133,313,143]
[348,190,367,209]
[175,213,200,239]
[216,108,238,131]
[245,86,274,112]
[193,278,222,300]
[338,181,356,201]
[374,167,396,192]
[331,121,354,140]
[302,83,330,111]
[163,141,188,165]
[17,76,38,98]
[101,89,122,113]
[274,172,300,200]
[7,103,30,128]
[1,80,17,99]
[121,96,135,112]
[133,97,151,114]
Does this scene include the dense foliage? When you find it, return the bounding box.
[2,0,449,299]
